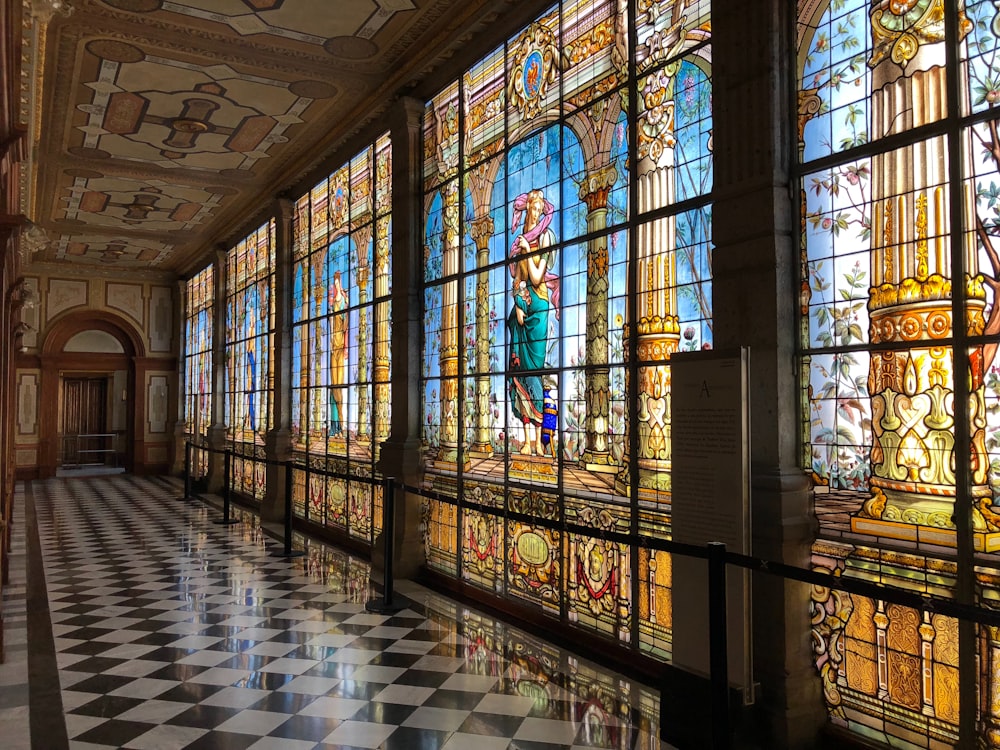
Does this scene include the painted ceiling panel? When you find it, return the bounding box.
[23,0,517,273]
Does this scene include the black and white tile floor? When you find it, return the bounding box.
[3,475,672,749]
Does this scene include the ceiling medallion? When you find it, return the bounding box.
[171,119,210,134]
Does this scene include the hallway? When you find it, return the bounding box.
[1,475,667,750]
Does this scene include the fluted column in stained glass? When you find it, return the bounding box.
[374,211,391,446]
[438,181,462,465]
[469,213,495,457]
[853,1,988,543]
[354,222,373,443]
[984,625,1000,745]
[580,164,618,472]
[632,63,680,499]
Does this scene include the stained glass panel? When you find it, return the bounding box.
[183,266,213,442]
[463,509,502,592]
[565,534,630,640]
[799,3,1000,742]
[421,0,711,677]
[289,134,392,543]
[506,521,560,615]
[225,220,275,503]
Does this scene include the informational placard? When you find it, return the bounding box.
[670,348,752,696]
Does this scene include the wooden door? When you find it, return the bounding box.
[62,377,109,465]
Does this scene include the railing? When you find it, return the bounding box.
[387,478,1000,750]
[181,441,396,609]
[59,433,121,469]
[180,444,1000,749]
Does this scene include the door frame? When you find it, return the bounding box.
[36,311,144,477]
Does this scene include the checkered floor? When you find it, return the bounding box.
[12,475,670,749]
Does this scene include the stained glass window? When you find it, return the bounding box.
[421,0,713,654]
[800,1,1000,745]
[290,134,392,543]
[182,265,213,479]
[225,220,275,502]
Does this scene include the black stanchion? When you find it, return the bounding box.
[181,440,192,500]
[708,541,731,750]
[215,449,239,525]
[367,476,402,614]
[272,462,305,558]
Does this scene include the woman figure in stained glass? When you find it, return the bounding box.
[244,304,256,433]
[329,270,348,437]
[508,189,558,456]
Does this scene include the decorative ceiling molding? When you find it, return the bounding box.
[22,0,533,275]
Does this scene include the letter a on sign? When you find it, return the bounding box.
[700,379,711,398]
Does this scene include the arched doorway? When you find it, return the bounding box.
[38,311,145,477]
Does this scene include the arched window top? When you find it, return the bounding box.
[64,330,125,353]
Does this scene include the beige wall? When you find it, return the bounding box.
[14,265,178,477]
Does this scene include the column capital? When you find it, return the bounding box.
[578,164,618,212]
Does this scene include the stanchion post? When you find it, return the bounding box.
[708,541,731,750]
[182,440,191,500]
[366,476,402,614]
[272,462,304,557]
[304,463,310,524]
[215,448,239,525]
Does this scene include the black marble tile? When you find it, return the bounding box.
[66,655,130,673]
[300,660,359,680]
[70,693,145,718]
[350,700,419,725]
[329,679,387,701]
[348,636,399,651]
[135,646,199,663]
[246,690,319,714]
[394,628,443,642]
[130,631,187,647]
[392,668,453,688]
[370,650,424,668]
[460,710,530,736]
[266,713,342,742]
[156,682,225,703]
[423,689,494,711]
[240,671,296,691]
[73,718,155,746]
[380,725,451,750]
[325,623,373,636]
[176,729,259,750]
[144,663,211,682]
[283,645,333,662]
[68,673,138,695]
[507,740,573,750]
[214,654,277,671]
[60,639,119,656]
[164,703,243,729]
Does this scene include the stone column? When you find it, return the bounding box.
[207,247,228,494]
[579,165,617,472]
[375,96,427,578]
[712,0,824,746]
[264,198,294,523]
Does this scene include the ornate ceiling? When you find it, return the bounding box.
[20,0,514,275]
